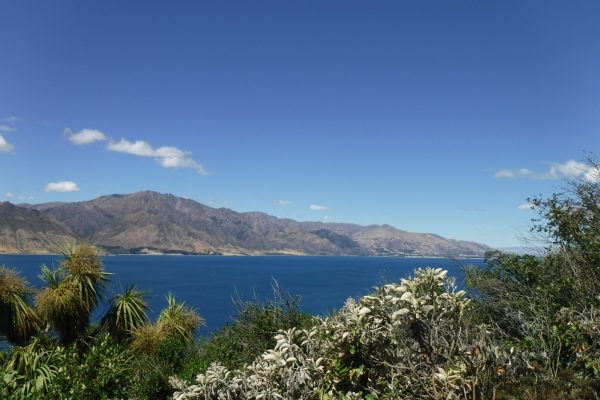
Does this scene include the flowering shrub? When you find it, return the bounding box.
[173,268,518,399]
[171,327,325,399]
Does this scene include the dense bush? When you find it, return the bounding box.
[48,335,134,400]
[466,166,600,398]
[172,268,520,399]
[1,335,66,398]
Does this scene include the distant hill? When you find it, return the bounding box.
[2,191,489,256]
[495,246,543,256]
[0,201,75,253]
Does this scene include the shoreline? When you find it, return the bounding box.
[0,251,485,259]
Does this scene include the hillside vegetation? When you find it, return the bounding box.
[1,163,599,399]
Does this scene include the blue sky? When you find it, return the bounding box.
[1,1,599,247]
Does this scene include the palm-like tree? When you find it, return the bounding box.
[35,264,87,343]
[102,284,149,341]
[36,244,110,343]
[59,243,110,314]
[0,267,39,345]
[157,293,204,341]
[130,323,166,354]
[131,293,204,354]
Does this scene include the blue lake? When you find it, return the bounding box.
[0,255,484,336]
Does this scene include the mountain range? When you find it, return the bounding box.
[0,191,490,257]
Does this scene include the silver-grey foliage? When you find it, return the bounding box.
[172,268,520,399]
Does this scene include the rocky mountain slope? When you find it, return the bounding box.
[3,191,489,256]
[0,201,75,253]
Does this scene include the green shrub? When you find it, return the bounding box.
[0,335,65,399]
[127,354,175,400]
[48,334,134,400]
[178,284,316,382]
[467,162,600,396]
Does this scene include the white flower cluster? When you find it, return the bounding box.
[172,328,325,399]
[173,268,517,399]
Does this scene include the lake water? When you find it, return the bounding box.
[0,255,484,336]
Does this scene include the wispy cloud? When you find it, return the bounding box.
[277,199,291,206]
[0,135,14,152]
[517,202,535,211]
[4,192,34,201]
[0,116,21,136]
[0,124,16,132]
[44,181,80,193]
[495,160,599,183]
[495,168,538,179]
[5,116,22,123]
[66,128,107,145]
[107,138,208,174]
[309,204,329,211]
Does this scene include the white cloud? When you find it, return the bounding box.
[549,160,588,179]
[0,135,14,152]
[0,124,15,132]
[107,138,207,174]
[154,146,205,171]
[5,116,22,123]
[309,204,329,211]
[518,202,535,211]
[277,199,291,206]
[4,192,15,198]
[496,160,599,183]
[44,181,79,193]
[67,128,107,145]
[107,139,154,156]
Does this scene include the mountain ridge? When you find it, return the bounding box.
[0,201,75,253]
[2,191,490,257]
